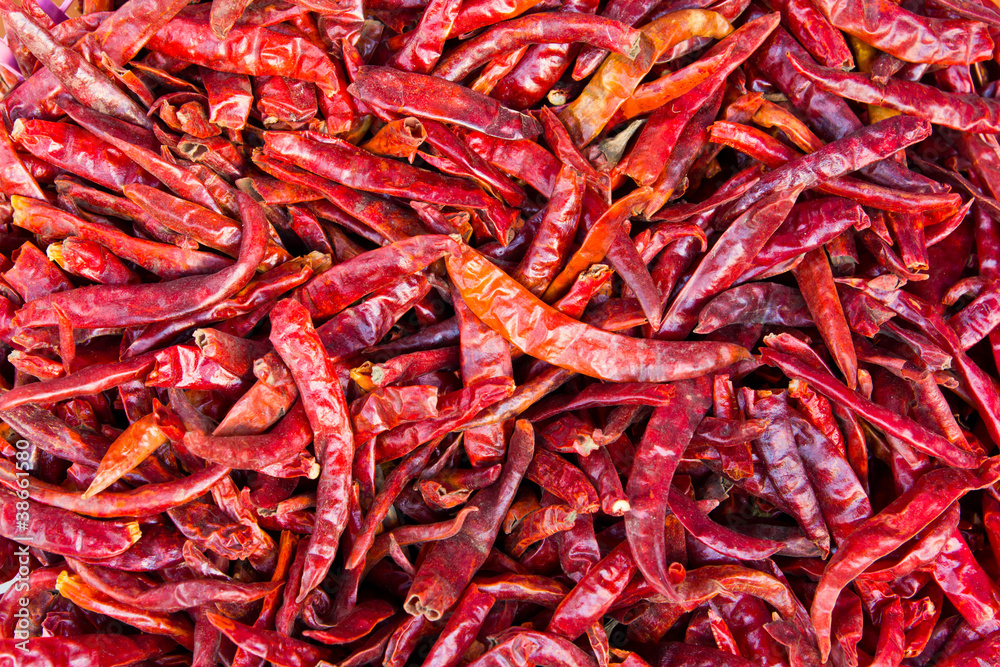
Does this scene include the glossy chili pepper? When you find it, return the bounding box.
[3,8,152,130]
[790,54,1000,133]
[124,183,291,269]
[388,0,462,73]
[792,248,858,389]
[624,376,711,600]
[11,196,230,280]
[208,611,331,667]
[352,65,541,141]
[11,118,159,193]
[83,413,169,498]
[60,102,222,213]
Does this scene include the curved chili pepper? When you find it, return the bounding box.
[124,183,290,268]
[468,628,598,667]
[405,420,534,621]
[659,186,801,339]
[810,459,1000,661]
[435,13,641,82]
[0,458,231,517]
[446,241,749,382]
[789,54,1000,133]
[183,399,312,470]
[262,132,514,243]
[559,9,733,145]
[625,376,711,600]
[512,165,584,296]
[11,196,229,280]
[809,0,993,66]
[547,540,636,640]
[3,9,152,130]
[207,611,331,667]
[667,487,783,559]
[15,189,267,329]
[83,413,169,498]
[351,66,541,141]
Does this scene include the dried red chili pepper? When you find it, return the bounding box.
[446,241,749,381]
[1,2,1000,664]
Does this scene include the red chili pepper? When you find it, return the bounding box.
[3,3,1000,663]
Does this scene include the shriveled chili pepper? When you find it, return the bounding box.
[1,1,1000,663]
[446,241,749,382]
[15,189,267,329]
[435,13,642,83]
[405,420,534,621]
[789,54,1000,134]
[269,298,354,603]
[809,0,993,66]
[810,459,1000,661]
[559,9,734,146]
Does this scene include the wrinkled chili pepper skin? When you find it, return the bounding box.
[0,488,140,557]
[269,299,354,604]
[790,54,1000,133]
[5,10,152,132]
[405,420,534,621]
[746,391,831,555]
[262,132,515,243]
[3,1,1000,663]
[547,540,636,639]
[434,13,642,82]
[446,242,749,382]
[469,628,598,667]
[12,118,159,192]
[810,459,1000,661]
[0,634,178,666]
[350,66,542,140]
[810,0,993,66]
[146,11,351,100]
[559,9,734,146]
[15,191,268,329]
[625,377,711,599]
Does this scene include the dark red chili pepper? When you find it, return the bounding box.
[405,420,534,621]
[1,3,999,663]
[15,190,267,329]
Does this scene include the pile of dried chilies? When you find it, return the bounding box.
[2,0,1000,665]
